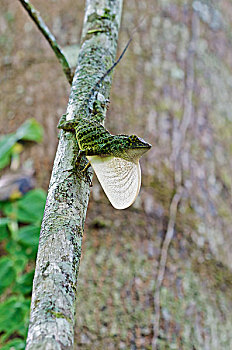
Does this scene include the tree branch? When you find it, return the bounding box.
[18,0,73,85]
[25,1,123,349]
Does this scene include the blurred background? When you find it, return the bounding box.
[1,0,232,349]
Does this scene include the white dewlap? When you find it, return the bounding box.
[87,155,141,209]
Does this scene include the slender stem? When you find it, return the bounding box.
[152,188,183,349]
[18,0,73,85]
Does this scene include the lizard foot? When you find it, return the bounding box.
[58,114,79,131]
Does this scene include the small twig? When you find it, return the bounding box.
[18,0,73,85]
[152,187,183,349]
[152,11,198,349]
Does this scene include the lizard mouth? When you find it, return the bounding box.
[138,138,152,149]
[123,146,151,162]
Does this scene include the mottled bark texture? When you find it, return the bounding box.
[73,1,232,349]
[25,1,123,349]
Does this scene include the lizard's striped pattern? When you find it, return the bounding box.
[75,118,150,162]
[75,118,113,157]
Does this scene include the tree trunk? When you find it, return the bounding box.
[73,1,232,349]
[25,1,123,349]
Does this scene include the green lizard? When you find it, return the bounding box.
[58,39,151,209]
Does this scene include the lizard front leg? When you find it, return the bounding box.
[58,114,80,131]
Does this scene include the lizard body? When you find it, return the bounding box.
[58,40,151,209]
[75,117,150,161]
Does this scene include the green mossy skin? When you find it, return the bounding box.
[86,9,117,38]
[59,116,151,162]
[50,310,72,323]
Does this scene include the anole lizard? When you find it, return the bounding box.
[58,39,151,209]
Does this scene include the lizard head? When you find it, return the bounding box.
[128,135,151,148]
[119,134,152,162]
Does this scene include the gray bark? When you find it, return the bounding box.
[25,1,123,349]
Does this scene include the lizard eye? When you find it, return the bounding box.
[129,135,138,142]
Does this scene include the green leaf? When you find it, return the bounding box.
[0,150,11,170]
[13,269,34,295]
[1,339,25,350]
[0,119,43,170]
[13,256,28,274]
[0,218,10,241]
[0,256,16,293]
[18,225,40,248]
[7,220,19,241]
[2,202,17,221]
[5,240,31,262]
[16,225,40,260]
[3,189,46,224]
[16,118,43,142]
[0,134,17,170]
[0,134,18,158]
[0,297,30,341]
